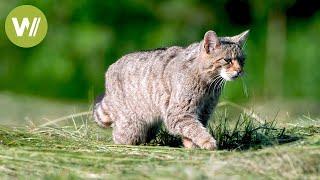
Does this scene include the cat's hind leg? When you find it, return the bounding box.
[112,117,148,145]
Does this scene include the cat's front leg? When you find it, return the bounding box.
[165,111,217,150]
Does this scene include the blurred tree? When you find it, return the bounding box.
[0,0,319,102]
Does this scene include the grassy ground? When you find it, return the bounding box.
[0,93,319,179]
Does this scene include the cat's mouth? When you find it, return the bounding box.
[220,68,242,81]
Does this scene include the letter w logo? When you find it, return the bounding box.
[12,17,41,37]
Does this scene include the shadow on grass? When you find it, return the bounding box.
[148,112,301,151]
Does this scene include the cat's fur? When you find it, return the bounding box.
[94,30,249,150]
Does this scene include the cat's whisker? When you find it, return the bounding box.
[209,78,218,91]
[218,80,225,94]
[211,74,221,81]
[218,80,224,90]
[212,76,222,87]
[212,77,222,84]
[217,79,225,94]
[223,80,227,89]
[209,75,222,90]
[213,77,223,93]
[222,80,226,91]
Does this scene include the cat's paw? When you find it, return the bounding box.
[183,137,198,149]
[198,138,217,150]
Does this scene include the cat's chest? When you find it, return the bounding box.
[197,92,219,112]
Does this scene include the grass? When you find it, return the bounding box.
[0,108,319,179]
[0,93,319,179]
[151,110,299,150]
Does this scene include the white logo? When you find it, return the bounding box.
[11,17,41,37]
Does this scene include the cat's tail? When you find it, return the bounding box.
[93,93,113,128]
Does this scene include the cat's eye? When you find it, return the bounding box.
[224,58,232,64]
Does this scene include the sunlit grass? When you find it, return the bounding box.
[0,106,319,179]
[0,93,319,179]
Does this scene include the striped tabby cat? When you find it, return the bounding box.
[94,30,249,150]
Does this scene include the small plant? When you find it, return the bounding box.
[149,110,299,150]
[207,110,298,150]
[148,125,182,147]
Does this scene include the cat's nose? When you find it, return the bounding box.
[233,70,243,78]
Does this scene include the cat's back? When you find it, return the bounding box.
[113,46,183,68]
[105,46,184,82]
[103,46,186,117]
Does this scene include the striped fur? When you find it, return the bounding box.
[93,30,249,149]
[93,96,112,128]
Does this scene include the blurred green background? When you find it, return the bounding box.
[0,0,319,105]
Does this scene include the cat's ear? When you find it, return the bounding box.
[203,30,221,54]
[231,30,249,47]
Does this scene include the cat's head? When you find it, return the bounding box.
[200,30,249,81]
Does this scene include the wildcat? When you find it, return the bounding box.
[93,30,249,150]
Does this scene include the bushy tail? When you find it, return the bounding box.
[93,93,112,128]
